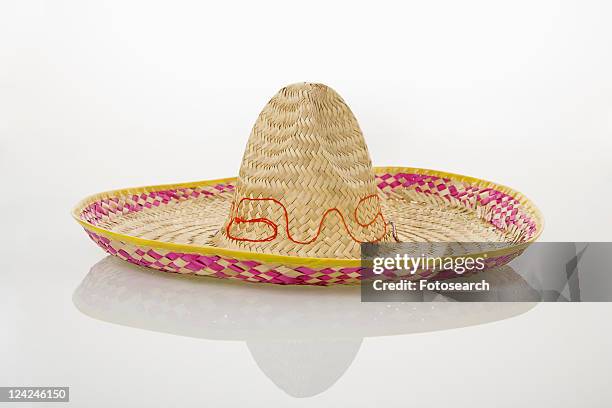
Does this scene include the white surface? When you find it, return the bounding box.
[1,0,612,406]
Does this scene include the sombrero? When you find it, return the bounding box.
[72,82,543,285]
[74,256,538,397]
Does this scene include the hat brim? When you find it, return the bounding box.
[72,167,543,285]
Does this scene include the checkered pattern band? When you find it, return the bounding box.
[77,171,540,285]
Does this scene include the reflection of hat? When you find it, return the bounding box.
[72,82,543,285]
[74,257,537,397]
[247,339,363,398]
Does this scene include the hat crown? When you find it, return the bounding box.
[213,82,389,258]
[239,82,375,195]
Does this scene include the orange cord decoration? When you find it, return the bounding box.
[226,194,387,244]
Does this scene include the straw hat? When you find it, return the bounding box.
[73,82,543,285]
[74,256,538,397]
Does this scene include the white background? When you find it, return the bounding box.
[1,1,612,407]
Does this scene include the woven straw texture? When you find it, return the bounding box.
[73,82,543,285]
[74,168,541,285]
[212,83,391,258]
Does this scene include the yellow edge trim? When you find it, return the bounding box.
[72,167,544,268]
